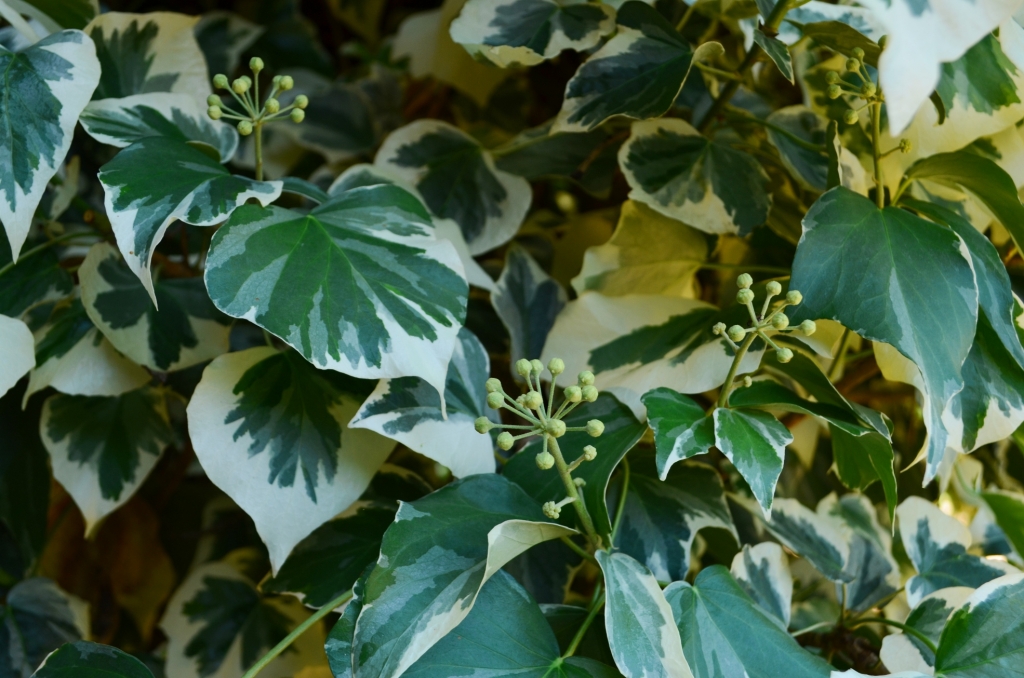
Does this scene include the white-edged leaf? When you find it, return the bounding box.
[931,572,1024,675]
[203,185,468,398]
[350,327,497,478]
[763,497,851,582]
[596,550,693,678]
[713,407,791,518]
[0,314,35,399]
[186,346,397,571]
[641,388,714,480]
[449,0,615,67]
[765,106,830,191]
[0,29,100,260]
[4,0,98,32]
[41,385,172,533]
[730,542,792,627]
[879,586,973,673]
[32,640,156,678]
[492,244,568,369]
[0,578,88,677]
[375,119,531,255]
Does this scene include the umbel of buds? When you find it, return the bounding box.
[712,274,817,365]
[207,57,310,137]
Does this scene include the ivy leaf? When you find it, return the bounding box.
[898,496,1017,607]
[375,120,531,255]
[193,11,264,77]
[324,567,367,678]
[86,12,210,100]
[789,187,978,483]
[350,328,497,478]
[612,452,737,582]
[0,231,72,318]
[492,245,567,369]
[879,587,972,674]
[6,0,98,32]
[596,550,692,678]
[730,543,792,628]
[505,393,646,538]
[262,505,395,609]
[32,641,154,678]
[664,566,832,678]
[762,498,851,583]
[713,408,791,518]
[204,185,468,397]
[933,573,1024,675]
[0,314,34,399]
[764,106,829,191]
[981,490,1024,559]
[641,388,714,480]
[573,201,707,298]
[98,136,282,302]
[753,29,793,83]
[619,118,771,236]
[79,243,230,373]
[553,1,722,132]
[186,347,396,570]
[0,578,86,677]
[0,30,100,260]
[728,379,872,436]
[351,474,576,678]
[40,386,172,533]
[449,0,615,67]
[80,92,238,162]
[830,425,898,524]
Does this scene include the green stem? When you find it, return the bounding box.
[847,617,938,655]
[548,437,602,548]
[0,231,98,278]
[563,589,605,658]
[870,101,884,208]
[675,2,698,32]
[699,262,791,275]
[254,121,264,182]
[827,328,853,382]
[695,62,742,82]
[241,589,353,678]
[560,535,596,563]
[716,332,758,409]
[610,457,630,543]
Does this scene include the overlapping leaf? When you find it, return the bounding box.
[0,578,87,678]
[0,315,34,399]
[879,587,972,674]
[0,231,72,318]
[763,498,851,583]
[730,543,792,627]
[7,0,98,32]
[714,407,791,517]
[492,245,567,369]
[819,493,899,613]
[32,641,155,678]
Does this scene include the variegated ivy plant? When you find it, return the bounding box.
[3,0,1024,677]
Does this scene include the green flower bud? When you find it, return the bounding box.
[486,392,504,409]
[546,419,566,438]
[207,94,221,106]
[737,288,755,305]
[799,319,817,335]
[578,371,595,386]
[474,416,493,434]
[232,78,250,94]
[771,313,789,330]
[524,391,544,410]
[574,477,586,488]
[240,75,253,87]
[486,378,503,393]
[290,108,305,123]
[530,359,544,375]
[825,70,840,85]
[743,376,753,388]
[786,290,803,305]
[543,501,561,519]
[265,98,280,114]
[516,394,527,406]
[862,82,877,98]
[712,322,727,336]
[777,347,794,363]
[548,358,565,376]
[766,281,782,296]
[843,109,859,125]
[878,35,888,49]
[583,445,597,461]
[899,138,912,153]
[586,419,605,437]
[581,385,598,402]
[535,452,555,470]
[497,431,514,450]
[827,84,843,100]
[846,57,861,72]
[207,106,222,120]
[279,75,294,90]
[564,385,582,403]
[516,358,532,377]
[736,272,753,289]
[237,120,253,136]
[295,94,309,109]
[213,73,229,89]
[249,56,264,72]
[727,325,746,343]
[852,47,865,59]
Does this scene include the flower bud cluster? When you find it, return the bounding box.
[208,58,309,136]
[713,273,817,365]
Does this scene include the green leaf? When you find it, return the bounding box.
[553,1,722,132]
[729,543,792,628]
[664,566,832,678]
[934,573,1024,676]
[204,185,468,396]
[86,11,210,100]
[99,136,282,301]
[351,474,575,678]
[0,314,34,399]
[40,386,171,532]
[505,393,645,538]
[262,505,395,608]
[619,118,771,236]
[0,578,87,677]
[450,0,615,67]
[80,92,238,162]
[596,550,692,678]
[186,346,395,570]
[0,231,72,318]
[981,490,1024,560]
[79,243,231,373]
[641,388,714,480]
[506,538,584,605]
[32,641,154,678]
[612,452,736,582]
[728,379,871,436]
[324,567,367,678]
[6,0,97,31]
[830,426,897,524]
[879,587,972,673]
[0,30,100,260]
[713,408,791,517]
[492,244,567,369]
[762,498,851,583]
[796,21,880,66]
[765,106,829,191]
[790,187,978,482]
[753,29,793,83]
[0,383,51,567]
[375,120,531,255]
[193,11,263,77]
[897,496,1017,607]
[350,328,497,477]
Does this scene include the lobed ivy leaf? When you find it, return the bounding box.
[492,245,567,370]
[730,543,792,628]
[713,408,791,518]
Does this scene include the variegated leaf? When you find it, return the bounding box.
[186,347,396,571]
[763,498,851,583]
[553,1,721,132]
[981,489,1024,560]
[596,550,693,678]
[203,185,467,397]
[0,314,35,399]
[618,118,771,236]
[730,542,792,627]
[5,0,98,32]
[351,474,576,678]
[0,230,73,318]
[32,641,155,678]
[449,0,615,67]
[765,106,830,192]
[79,243,230,373]
[98,136,282,302]
[350,328,498,478]
[0,578,88,677]
[193,11,264,77]
[375,120,531,255]
[713,407,791,517]
[40,385,172,533]
[641,388,714,480]
[492,244,567,370]
[931,572,1024,675]
[80,92,238,161]
[879,586,973,674]
[0,30,100,260]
